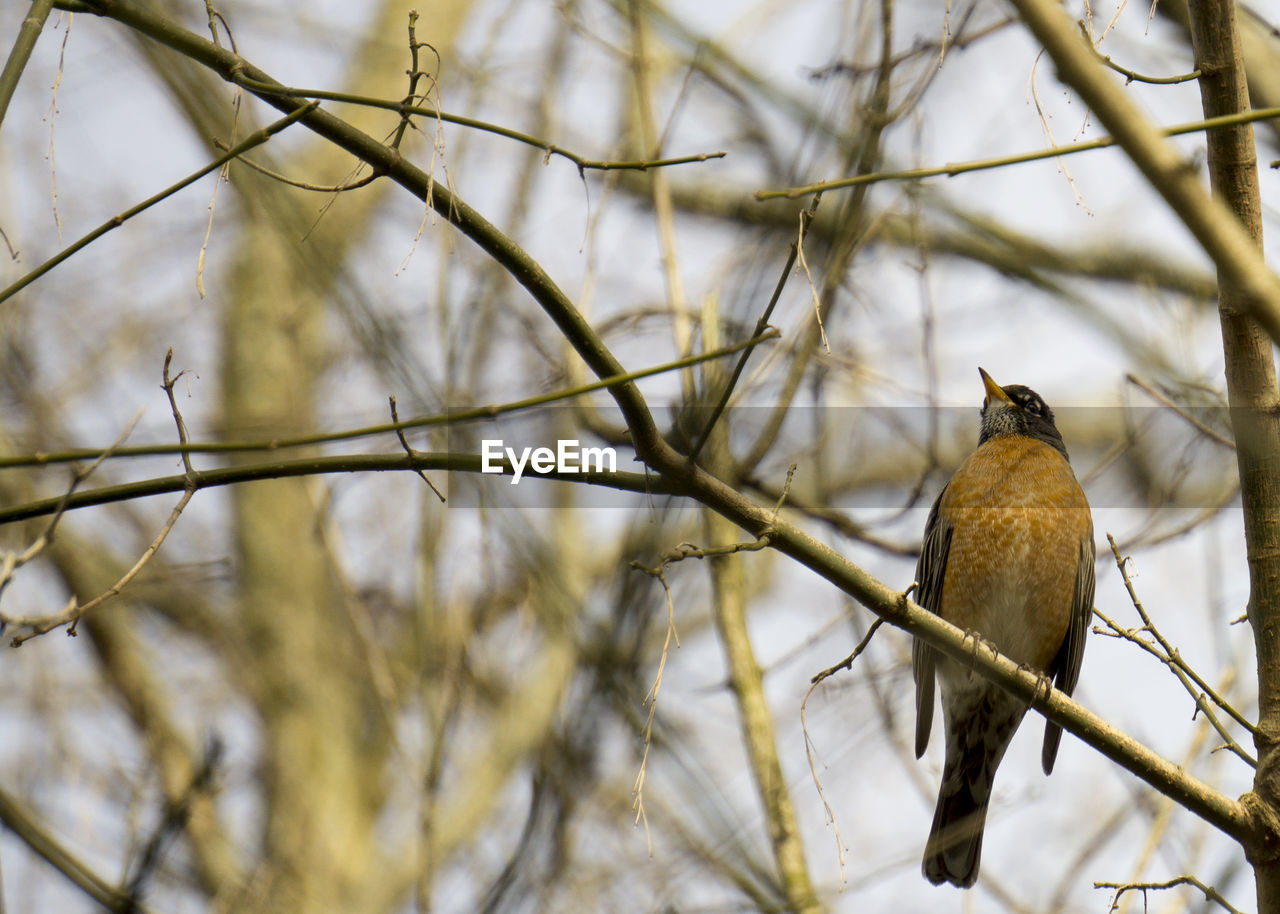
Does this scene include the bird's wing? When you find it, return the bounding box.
[1041,528,1096,774]
[913,487,954,759]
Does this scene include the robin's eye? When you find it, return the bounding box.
[1024,398,1042,415]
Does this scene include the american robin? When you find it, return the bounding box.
[913,368,1095,888]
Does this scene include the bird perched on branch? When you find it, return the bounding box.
[913,368,1095,888]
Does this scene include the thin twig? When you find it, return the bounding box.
[1029,48,1091,212]
[1096,534,1257,764]
[1082,22,1201,84]
[0,408,143,627]
[46,11,71,243]
[0,102,318,306]
[629,535,771,576]
[231,73,726,174]
[770,464,797,523]
[625,522,776,858]
[808,618,886,687]
[0,224,18,260]
[1093,51,1200,84]
[212,140,380,192]
[755,104,1280,199]
[626,560,681,856]
[5,353,201,645]
[1125,373,1235,449]
[201,0,236,51]
[196,81,241,298]
[392,11,435,151]
[1095,875,1244,914]
[389,395,445,502]
[800,616,885,885]
[0,330,780,469]
[794,206,829,351]
[163,348,194,476]
[1107,533,1255,734]
[688,193,822,461]
[807,14,1014,79]
[1093,605,1256,766]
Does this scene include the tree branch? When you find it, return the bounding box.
[1006,0,1280,343]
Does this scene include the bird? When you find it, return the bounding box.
[913,367,1095,888]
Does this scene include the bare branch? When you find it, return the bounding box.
[1096,875,1245,914]
[0,101,318,306]
[4,353,200,644]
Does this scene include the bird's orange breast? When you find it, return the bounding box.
[937,435,1092,670]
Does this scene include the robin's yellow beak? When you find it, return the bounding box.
[978,367,1014,405]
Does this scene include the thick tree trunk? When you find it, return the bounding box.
[1187,1,1280,908]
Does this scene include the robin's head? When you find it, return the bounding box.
[976,367,1068,459]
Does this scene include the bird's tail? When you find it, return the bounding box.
[923,686,1025,887]
[922,771,990,888]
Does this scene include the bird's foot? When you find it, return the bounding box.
[1016,662,1055,705]
[958,630,1002,680]
[961,629,981,674]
